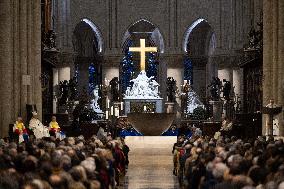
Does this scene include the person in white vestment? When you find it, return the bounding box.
[29,112,50,139]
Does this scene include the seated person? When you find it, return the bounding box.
[29,111,50,139]
[13,116,28,143]
[49,116,61,137]
[162,124,179,136]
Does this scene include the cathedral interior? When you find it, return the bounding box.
[0,0,284,189]
[1,0,283,137]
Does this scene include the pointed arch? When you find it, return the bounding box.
[79,18,104,53]
[182,18,215,53]
[121,19,165,53]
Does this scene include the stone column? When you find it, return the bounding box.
[263,0,272,135]
[13,0,21,120]
[272,1,279,102]
[206,57,217,92]
[277,0,284,136]
[0,0,13,136]
[58,67,71,82]
[218,68,232,82]
[53,69,59,113]
[0,0,42,137]
[27,0,33,104]
[20,0,28,119]
[32,0,42,121]
[263,0,284,136]
[158,54,169,101]
[233,69,243,97]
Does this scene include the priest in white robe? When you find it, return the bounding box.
[29,112,50,139]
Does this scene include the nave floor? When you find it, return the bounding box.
[121,136,179,189]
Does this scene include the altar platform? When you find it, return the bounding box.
[127,113,175,136]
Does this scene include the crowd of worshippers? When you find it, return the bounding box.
[0,134,130,189]
[172,135,284,189]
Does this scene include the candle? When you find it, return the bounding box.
[110,106,113,115]
[144,105,147,112]
[106,111,109,120]
[115,107,119,117]
[107,99,110,108]
[121,102,124,110]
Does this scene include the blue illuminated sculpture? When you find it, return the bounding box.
[184,56,193,84]
[88,63,97,93]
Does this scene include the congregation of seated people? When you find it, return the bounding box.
[173,135,284,189]
[0,134,129,189]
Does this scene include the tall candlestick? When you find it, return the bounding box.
[110,106,113,115]
[114,107,119,117]
[106,111,109,120]
[107,99,110,108]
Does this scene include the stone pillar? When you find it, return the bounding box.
[53,69,59,113]
[218,68,231,82]
[0,0,13,136]
[32,0,42,121]
[263,0,284,136]
[0,0,41,137]
[163,54,183,124]
[20,0,28,118]
[277,0,284,136]
[27,0,33,104]
[233,69,243,97]
[158,54,169,101]
[58,67,71,82]
[13,0,21,120]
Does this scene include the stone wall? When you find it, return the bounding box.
[53,0,262,117]
[53,0,262,88]
[55,0,262,53]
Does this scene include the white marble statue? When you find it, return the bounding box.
[29,112,50,139]
[185,88,204,113]
[124,71,161,99]
[90,86,103,116]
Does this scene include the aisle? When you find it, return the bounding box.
[122,136,179,189]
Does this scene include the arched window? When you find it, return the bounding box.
[120,19,164,93]
[72,18,104,92]
[182,18,215,97]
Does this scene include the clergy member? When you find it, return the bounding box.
[29,112,50,139]
[13,116,28,143]
[49,116,61,137]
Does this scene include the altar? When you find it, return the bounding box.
[124,98,163,115]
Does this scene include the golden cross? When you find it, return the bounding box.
[129,39,157,71]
